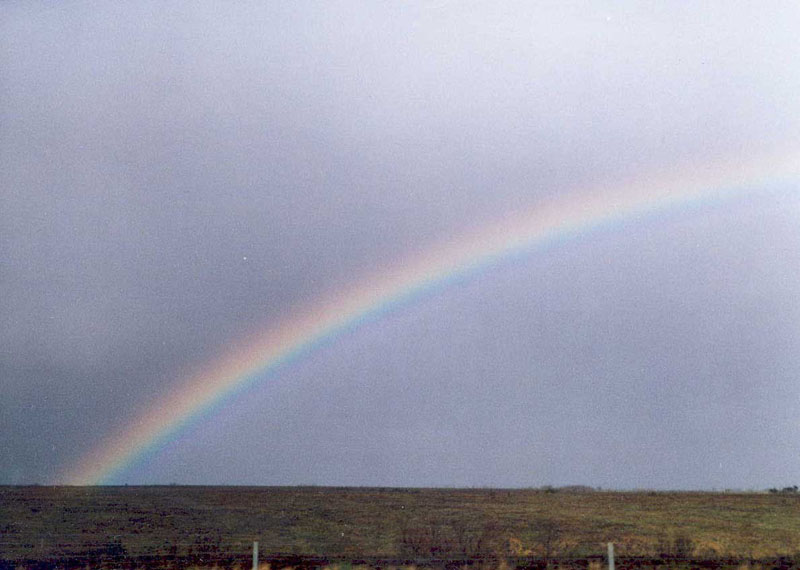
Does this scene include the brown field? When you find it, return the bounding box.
[1,486,799,569]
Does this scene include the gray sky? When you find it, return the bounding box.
[2,1,799,488]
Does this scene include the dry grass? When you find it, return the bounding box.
[2,486,799,566]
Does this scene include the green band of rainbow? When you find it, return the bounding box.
[61,149,800,485]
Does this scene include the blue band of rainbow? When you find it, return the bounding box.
[61,148,800,485]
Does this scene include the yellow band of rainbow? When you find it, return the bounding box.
[61,148,800,485]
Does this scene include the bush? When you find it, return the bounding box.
[398,517,508,561]
[657,533,695,559]
[528,518,563,563]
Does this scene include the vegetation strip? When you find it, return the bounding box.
[2,486,799,568]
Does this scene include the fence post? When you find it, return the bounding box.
[253,541,258,570]
[607,542,615,570]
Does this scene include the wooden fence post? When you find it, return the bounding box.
[607,542,615,570]
[253,541,258,570]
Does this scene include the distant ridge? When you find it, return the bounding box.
[556,485,596,493]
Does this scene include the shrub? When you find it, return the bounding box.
[657,533,695,559]
[398,517,508,561]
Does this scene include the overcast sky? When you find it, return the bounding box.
[2,1,799,488]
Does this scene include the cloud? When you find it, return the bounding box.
[2,1,799,486]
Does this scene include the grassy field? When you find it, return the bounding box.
[1,486,799,568]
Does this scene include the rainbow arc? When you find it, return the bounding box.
[61,148,800,485]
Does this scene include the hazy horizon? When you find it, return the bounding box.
[3,483,790,493]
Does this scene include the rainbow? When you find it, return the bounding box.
[61,149,800,485]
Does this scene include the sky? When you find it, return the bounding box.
[1,1,799,489]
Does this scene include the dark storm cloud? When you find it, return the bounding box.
[1,1,799,485]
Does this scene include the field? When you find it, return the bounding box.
[1,486,799,569]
